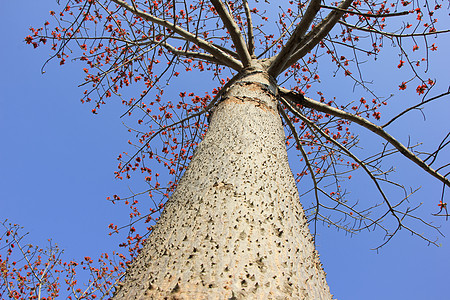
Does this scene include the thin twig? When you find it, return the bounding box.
[383,90,450,127]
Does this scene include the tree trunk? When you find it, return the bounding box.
[113,70,332,299]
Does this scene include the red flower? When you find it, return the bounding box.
[416,84,427,95]
[399,82,407,90]
[25,35,33,44]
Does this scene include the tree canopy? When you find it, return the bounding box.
[1,0,449,299]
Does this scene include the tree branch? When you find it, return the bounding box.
[383,89,450,128]
[257,11,302,59]
[280,96,442,248]
[243,0,255,57]
[321,5,410,18]
[279,88,450,188]
[279,97,398,223]
[110,0,243,70]
[267,0,322,77]
[281,101,403,248]
[214,43,240,59]
[339,20,450,37]
[210,0,252,67]
[158,42,224,64]
[280,0,353,74]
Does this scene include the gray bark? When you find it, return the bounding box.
[113,70,332,299]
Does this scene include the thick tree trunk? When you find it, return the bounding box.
[114,71,332,299]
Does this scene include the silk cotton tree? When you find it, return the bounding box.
[17,0,450,299]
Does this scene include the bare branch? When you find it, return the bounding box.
[278,0,353,75]
[210,0,252,67]
[243,0,255,56]
[423,132,450,167]
[321,5,410,18]
[279,88,450,188]
[267,0,321,76]
[281,97,442,248]
[159,42,224,64]
[279,96,400,228]
[214,43,240,59]
[323,36,376,55]
[257,11,302,59]
[339,20,450,37]
[110,0,243,70]
[383,89,450,128]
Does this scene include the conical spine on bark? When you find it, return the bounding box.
[114,70,332,299]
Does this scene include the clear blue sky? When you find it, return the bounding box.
[1,1,449,299]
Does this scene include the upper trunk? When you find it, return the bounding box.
[113,70,332,299]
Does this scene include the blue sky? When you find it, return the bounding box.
[1,1,449,299]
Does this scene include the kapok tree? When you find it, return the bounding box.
[19,0,450,298]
